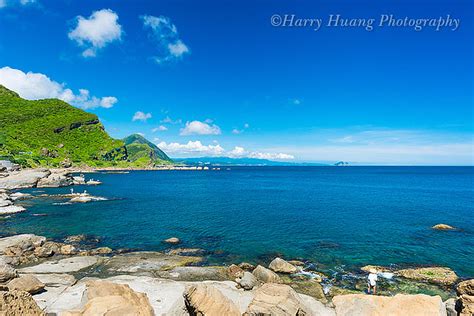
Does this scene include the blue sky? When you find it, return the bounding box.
[0,0,473,165]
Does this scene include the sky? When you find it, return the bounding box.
[0,0,473,165]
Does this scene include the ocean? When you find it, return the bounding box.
[2,166,473,278]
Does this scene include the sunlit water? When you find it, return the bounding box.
[2,166,473,278]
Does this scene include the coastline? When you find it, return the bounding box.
[1,166,473,315]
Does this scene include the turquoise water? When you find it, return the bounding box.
[2,167,473,277]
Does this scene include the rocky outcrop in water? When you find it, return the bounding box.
[396,267,458,286]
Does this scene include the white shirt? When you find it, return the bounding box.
[368,273,378,286]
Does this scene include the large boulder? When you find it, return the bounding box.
[0,290,45,315]
[269,257,298,274]
[0,257,18,282]
[7,274,45,294]
[252,265,282,283]
[0,234,46,256]
[332,294,447,316]
[239,272,258,290]
[63,280,154,316]
[36,172,73,188]
[227,264,244,279]
[184,284,241,316]
[396,267,458,286]
[244,283,311,316]
[457,279,474,316]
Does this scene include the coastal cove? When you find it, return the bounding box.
[2,166,473,278]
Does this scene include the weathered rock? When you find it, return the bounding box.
[444,298,457,316]
[396,267,458,286]
[227,264,244,279]
[239,271,258,290]
[166,248,205,256]
[64,280,154,316]
[158,266,228,281]
[102,251,202,274]
[0,257,18,282]
[239,262,256,271]
[7,274,45,294]
[89,247,112,255]
[9,192,32,201]
[269,257,298,274]
[285,279,327,303]
[0,290,45,315]
[34,241,61,258]
[0,205,26,215]
[72,176,86,185]
[244,283,310,316]
[64,234,87,243]
[0,169,51,189]
[184,284,241,316]
[432,224,456,230]
[19,256,100,274]
[28,273,77,312]
[0,234,46,255]
[60,244,77,255]
[288,260,305,267]
[332,293,447,316]
[36,172,73,188]
[457,279,474,296]
[253,265,282,283]
[164,237,181,244]
[458,294,474,316]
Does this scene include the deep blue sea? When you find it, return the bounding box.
[2,167,474,277]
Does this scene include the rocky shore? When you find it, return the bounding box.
[1,165,473,315]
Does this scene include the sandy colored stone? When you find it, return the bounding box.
[0,290,45,316]
[432,224,456,230]
[19,256,99,274]
[0,257,18,282]
[396,267,458,286]
[239,271,258,290]
[164,237,181,244]
[227,264,244,279]
[244,283,310,316]
[252,265,282,283]
[184,283,241,316]
[269,257,298,274]
[332,293,447,316]
[60,244,77,255]
[457,279,474,296]
[239,262,255,271]
[7,274,45,294]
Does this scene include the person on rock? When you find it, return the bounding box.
[367,269,378,294]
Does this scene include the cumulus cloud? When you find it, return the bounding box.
[0,66,117,109]
[152,125,168,132]
[156,141,294,160]
[157,141,225,156]
[132,111,152,122]
[180,120,221,136]
[141,15,190,64]
[68,9,123,58]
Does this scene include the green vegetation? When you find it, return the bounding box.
[0,85,172,168]
[123,134,173,166]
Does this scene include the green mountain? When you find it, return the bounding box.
[0,85,171,168]
[123,134,172,166]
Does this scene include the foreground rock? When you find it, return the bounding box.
[239,272,258,290]
[432,224,456,230]
[456,279,474,316]
[184,284,241,316]
[0,257,18,282]
[244,283,334,316]
[253,265,282,283]
[396,267,458,286]
[0,290,45,315]
[0,234,46,255]
[64,280,154,316]
[333,293,447,316]
[269,257,298,274]
[7,274,45,294]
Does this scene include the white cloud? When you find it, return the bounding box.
[0,66,117,109]
[156,141,294,160]
[232,129,242,134]
[152,125,168,132]
[132,111,152,122]
[161,116,182,124]
[0,0,35,8]
[180,120,221,135]
[68,9,123,58]
[157,141,225,156]
[141,15,190,64]
[292,98,302,105]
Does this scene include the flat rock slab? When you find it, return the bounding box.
[0,169,51,189]
[102,251,202,274]
[19,256,100,274]
[156,266,227,281]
